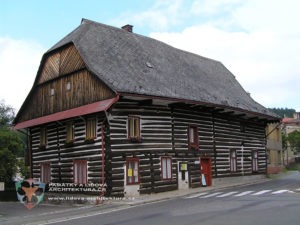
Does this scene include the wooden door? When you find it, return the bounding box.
[200,157,212,186]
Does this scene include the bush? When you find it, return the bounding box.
[286,162,300,171]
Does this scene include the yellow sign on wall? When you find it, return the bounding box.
[180,163,187,171]
[128,169,133,177]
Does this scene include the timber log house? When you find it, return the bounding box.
[14,19,279,197]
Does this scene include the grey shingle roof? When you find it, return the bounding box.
[48,19,278,119]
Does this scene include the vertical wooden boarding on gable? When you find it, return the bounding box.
[37,44,86,84]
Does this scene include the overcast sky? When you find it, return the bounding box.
[1,0,299,112]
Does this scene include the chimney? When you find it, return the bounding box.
[122,24,133,33]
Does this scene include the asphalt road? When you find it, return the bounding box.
[46,172,300,225]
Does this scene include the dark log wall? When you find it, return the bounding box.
[30,113,106,184]
[214,115,266,177]
[107,99,177,196]
[28,98,267,197]
[172,106,214,186]
[106,98,267,196]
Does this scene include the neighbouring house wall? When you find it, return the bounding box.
[266,123,283,174]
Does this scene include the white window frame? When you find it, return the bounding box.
[230,149,237,172]
[126,158,140,185]
[161,157,172,180]
[128,116,141,140]
[40,162,51,183]
[252,150,259,172]
[74,160,88,184]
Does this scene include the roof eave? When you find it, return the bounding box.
[118,92,280,122]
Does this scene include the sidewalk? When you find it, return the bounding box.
[0,175,269,225]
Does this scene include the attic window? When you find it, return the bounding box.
[50,88,55,96]
[66,81,71,91]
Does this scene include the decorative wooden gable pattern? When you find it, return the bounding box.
[17,44,115,123]
[37,44,85,84]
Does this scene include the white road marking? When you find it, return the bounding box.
[252,190,272,195]
[234,191,254,197]
[184,189,296,200]
[216,191,238,198]
[185,192,208,199]
[200,192,223,198]
[272,190,289,194]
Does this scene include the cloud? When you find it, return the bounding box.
[191,0,242,15]
[146,0,300,109]
[112,0,188,31]
[0,37,45,111]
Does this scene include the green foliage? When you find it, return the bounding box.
[285,162,300,171]
[287,130,300,154]
[0,148,17,183]
[282,131,288,150]
[0,100,26,183]
[0,127,24,157]
[0,100,15,127]
[269,107,296,118]
[17,158,30,179]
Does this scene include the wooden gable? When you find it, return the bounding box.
[37,44,86,84]
[16,44,115,123]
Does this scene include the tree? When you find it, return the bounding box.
[0,100,15,127]
[0,126,24,157]
[287,130,300,155]
[0,100,25,183]
[0,148,17,183]
[268,107,296,118]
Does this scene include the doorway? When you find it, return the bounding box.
[178,161,189,190]
[200,157,212,186]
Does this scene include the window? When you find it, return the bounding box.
[66,81,71,91]
[240,123,245,132]
[40,162,51,183]
[73,160,87,184]
[230,150,237,172]
[126,158,139,185]
[86,118,96,140]
[66,122,75,143]
[188,125,199,149]
[252,151,258,172]
[50,88,55,96]
[128,116,141,140]
[161,157,172,180]
[40,127,47,147]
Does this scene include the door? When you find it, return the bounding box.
[178,161,189,190]
[124,158,140,197]
[200,157,212,186]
